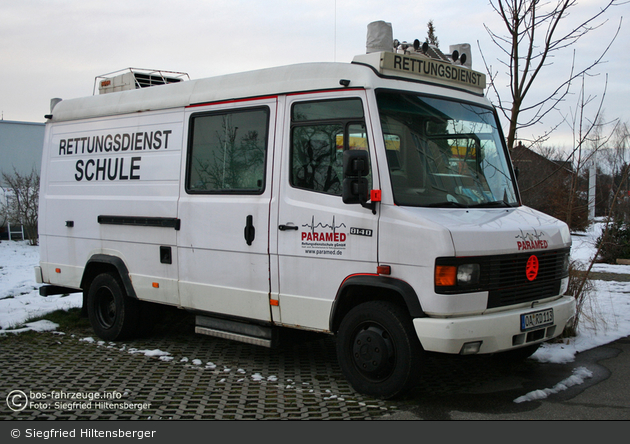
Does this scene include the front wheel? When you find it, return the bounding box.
[336,301,423,399]
[87,273,139,341]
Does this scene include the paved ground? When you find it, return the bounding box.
[1,309,393,420]
[1,298,629,421]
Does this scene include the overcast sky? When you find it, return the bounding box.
[1,0,628,150]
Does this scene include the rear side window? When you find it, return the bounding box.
[187,107,269,193]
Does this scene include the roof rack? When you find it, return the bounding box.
[94,68,190,95]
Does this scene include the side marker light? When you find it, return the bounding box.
[377,265,391,275]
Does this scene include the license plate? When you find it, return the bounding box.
[521,309,554,331]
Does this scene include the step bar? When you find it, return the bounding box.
[195,315,278,348]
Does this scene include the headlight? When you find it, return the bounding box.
[457,263,480,285]
[435,263,480,288]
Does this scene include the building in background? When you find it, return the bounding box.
[1,120,45,240]
[511,142,587,231]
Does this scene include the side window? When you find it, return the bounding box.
[187,107,269,193]
[290,98,368,196]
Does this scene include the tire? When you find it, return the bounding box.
[336,301,423,399]
[87,273,139,341]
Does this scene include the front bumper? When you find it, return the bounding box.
[413,295,576,354]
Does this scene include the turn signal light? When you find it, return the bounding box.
[435,265,457,286]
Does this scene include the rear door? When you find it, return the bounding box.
[177,97,277,321]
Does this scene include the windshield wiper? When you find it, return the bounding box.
[468,200,513,208]
[425,201,467,208]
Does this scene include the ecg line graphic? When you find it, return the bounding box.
[302,216,346,234]
[515,228,546,242]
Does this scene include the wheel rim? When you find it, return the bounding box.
[351,323,396,381]
[95,287,116,329]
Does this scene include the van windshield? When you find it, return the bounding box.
[376,91,519,208]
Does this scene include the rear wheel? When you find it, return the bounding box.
[336,301,423,399]
[87,273,139,341]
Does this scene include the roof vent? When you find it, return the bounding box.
[94,68,190,95]
[366,21,393,54]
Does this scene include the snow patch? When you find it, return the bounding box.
[514,367,594,403]
[128,348,172,359]
[0,319,59,335]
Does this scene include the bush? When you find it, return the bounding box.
[596,217,630,263]
[562,260,594,337]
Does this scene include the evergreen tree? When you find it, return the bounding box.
[426,20,439,47]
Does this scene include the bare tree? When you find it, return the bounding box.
[563,74,618,228]
[1,168,40,246]
[513,72,620,230]
[480,0,622,150]
[600,121,630,183]
[605,122,630,220]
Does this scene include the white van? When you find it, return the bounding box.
[36,22,575,398]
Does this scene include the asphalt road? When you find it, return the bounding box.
[381,334,630,420]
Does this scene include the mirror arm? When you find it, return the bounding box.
[361,189,380,214]
[361,200,377,215]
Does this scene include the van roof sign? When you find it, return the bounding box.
[357,21,486,93]
[353,51,487,93]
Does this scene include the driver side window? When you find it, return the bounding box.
[290,98,369,196]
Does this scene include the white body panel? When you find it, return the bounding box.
[39,109,183,305]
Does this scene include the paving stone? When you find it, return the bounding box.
[0,311,390,420]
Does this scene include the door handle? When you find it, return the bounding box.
[279,224,299,231]
[244,215,255,245]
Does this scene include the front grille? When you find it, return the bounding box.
[486,248,570,308]
[435,248,570,309]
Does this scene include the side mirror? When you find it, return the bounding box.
[342,150,376,214]
[343,149,370,177]
[342,150,369,205]
[342,177,369,205]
